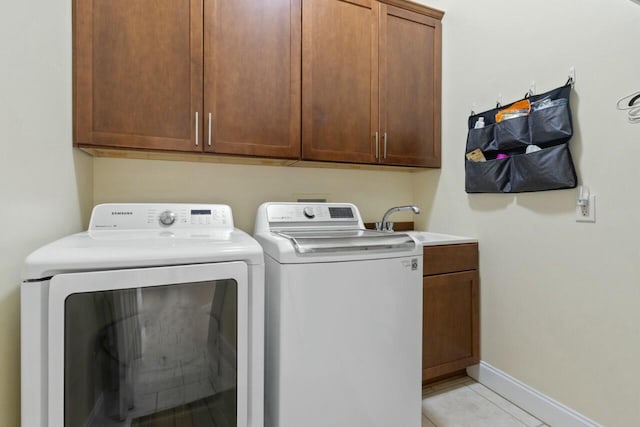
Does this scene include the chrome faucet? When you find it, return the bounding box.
[375,205,421,232]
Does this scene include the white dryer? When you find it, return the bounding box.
[254,202,423,427]
[21,204,264,427]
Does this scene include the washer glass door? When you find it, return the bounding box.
[48,262,249,427]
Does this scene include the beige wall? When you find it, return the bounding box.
[93,159,416,233]
[0,0,94,424]
[413,0,640,425]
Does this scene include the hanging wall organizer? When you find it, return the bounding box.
[465,76,578,194]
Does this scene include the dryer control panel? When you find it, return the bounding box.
[89,204,234,230]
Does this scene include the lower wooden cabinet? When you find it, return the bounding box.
[422,243,479,384]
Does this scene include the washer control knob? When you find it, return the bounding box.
[159,210,176,226]
[303,207,315,219]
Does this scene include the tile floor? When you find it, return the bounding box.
[422,376,548,427]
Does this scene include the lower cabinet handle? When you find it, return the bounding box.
[383,132,388,159]
[208,113,212,146]
[195,112,199,146]
[375,132,379,159]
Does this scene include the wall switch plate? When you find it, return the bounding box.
[576,194,596,222]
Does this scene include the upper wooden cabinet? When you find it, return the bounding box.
[74,0,300,157]
[302,0,442,167]
[74,0,203,152]
[301,0,379,164]
[380,4,441,167]
[204,0,301,158]
[74,0,442,167]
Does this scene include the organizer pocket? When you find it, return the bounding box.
[466,124,497,152]
[510,144,576,192]
[495,115,530,150]
[530,102,572,144]
[465,158,511,193]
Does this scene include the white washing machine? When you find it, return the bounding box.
[21,203,264,427]
[254,202,423,427]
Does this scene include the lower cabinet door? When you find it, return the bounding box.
[422,270,479,382]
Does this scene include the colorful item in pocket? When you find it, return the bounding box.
[495,99,531,123]
[466,148,487,162]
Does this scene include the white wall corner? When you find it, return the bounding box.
[467,362,602,427]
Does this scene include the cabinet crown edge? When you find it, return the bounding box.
[379,0,445,20]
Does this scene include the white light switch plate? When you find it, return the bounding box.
[576,194,596,222]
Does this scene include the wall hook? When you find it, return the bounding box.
[616,90,640,124]
[568,66,576,86]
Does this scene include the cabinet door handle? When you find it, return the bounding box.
[195,112,199,146]
[383,132,388,159]
[374,132,379,159]
[208,113,212,146]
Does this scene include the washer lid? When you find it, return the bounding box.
[254,202,421,263]
[275,230,416,254]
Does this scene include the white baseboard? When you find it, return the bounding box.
[467,361,602,427]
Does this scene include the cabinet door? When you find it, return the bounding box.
[302,0,379,164]
[423,271,479,382]
[75,0,203,151]
[204,0,301,158]
[380,5,441,167]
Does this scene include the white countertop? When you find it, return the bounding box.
[405,231,477,246]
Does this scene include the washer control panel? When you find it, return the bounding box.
[159,210,177,226]
[89,204,233,230]
[303,207,316,219]
[266,203,359,224]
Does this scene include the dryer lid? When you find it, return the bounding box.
[22,203,264,280]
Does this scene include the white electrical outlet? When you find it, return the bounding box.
[576,194,596,222]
